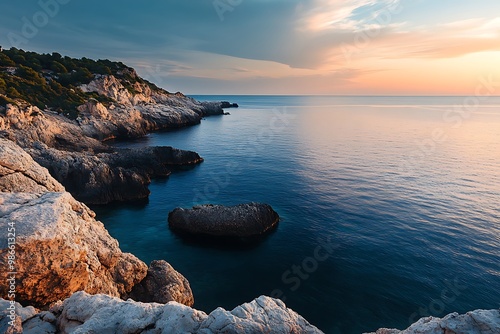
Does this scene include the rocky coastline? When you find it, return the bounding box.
[0,132,322,333]
[0,71,234,205]
[1,55,498,333]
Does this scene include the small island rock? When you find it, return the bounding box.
[168,203,279,237]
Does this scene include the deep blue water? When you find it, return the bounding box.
[93,96,500,334]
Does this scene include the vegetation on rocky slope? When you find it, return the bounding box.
[0,47,166,118]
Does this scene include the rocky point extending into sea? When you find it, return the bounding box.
[0,51,498,333]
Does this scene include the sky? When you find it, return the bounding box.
[0,0,500,95]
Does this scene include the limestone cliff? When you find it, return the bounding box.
[1,59,234,204]
[0,94,206,204]
[76,74,224,141]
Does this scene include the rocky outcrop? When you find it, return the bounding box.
[0,100,204,204]
[1,71,235,204]
[0,138,64,193]
[0,103,108,152]
[0,292,323,333]
[220,101,239,109]
[27,142,203,204]
[168,203,280,238]
[78,74,227,135]
[128,260,194,307]
[0,299,57,334]
[0,191,148,308]
[0,138,200,310]
[366,309,500,334]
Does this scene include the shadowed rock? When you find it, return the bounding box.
[128,260,194,307]
[27,143,203,205]
[220,101,239,108]
[168,203,280,238]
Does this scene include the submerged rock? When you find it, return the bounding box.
[168,203,280,237]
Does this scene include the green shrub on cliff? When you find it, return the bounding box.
[0,47,163,117]
[0,78,6,94]
[0,53,15,67]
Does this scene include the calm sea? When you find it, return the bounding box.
[93,96,500,334]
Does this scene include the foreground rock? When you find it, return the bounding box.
[0,191,147,308]
[0,292,323,333]
[128,260,194,307]
[169,203,280,238]
[366,309,500,334]
[0,299,56,334]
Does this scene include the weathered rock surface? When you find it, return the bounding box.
[0,291,323,333]
[0,102,204,204]
[365,309,500,334]
[0,191,148,308]
[0,299,57,334]
[128,260,194,307]
[78,74,227,136]
[0,138,64,194]
[0,102,108,153]
[27,142,203,204]
[169,203,280,237]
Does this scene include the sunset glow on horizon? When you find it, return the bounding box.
[1,0,500,95]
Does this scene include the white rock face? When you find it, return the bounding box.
[0,138,64,193]
[77,75,217,139]
[198,296,324,334]
[53,292,323,334]
[0,299,54,334]
[366,309,500,334]
[80,75,140,105]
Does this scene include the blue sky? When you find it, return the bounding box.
[1,0,500,94]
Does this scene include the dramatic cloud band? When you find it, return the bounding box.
[1,0,499,94]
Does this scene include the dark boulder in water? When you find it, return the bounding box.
[168,203,279,238]
[127,260,194,307]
